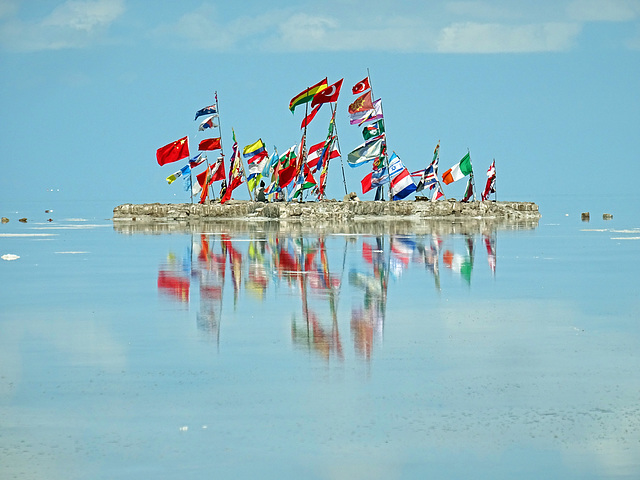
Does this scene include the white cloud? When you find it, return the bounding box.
[567,0,640,22]
[0,0,124,51]
[436,21,582,53]
[43,0,124,31]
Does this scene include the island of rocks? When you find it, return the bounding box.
[112,198,540,236]
[114,198,540,222]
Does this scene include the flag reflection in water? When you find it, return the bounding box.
[157,228,498,361]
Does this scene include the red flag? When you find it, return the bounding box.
[361,171,374,194]
[221,145,244,204]
[197,160,226,188]
[196,168,209,188]
[156,136,189,166]
[210,158,226,182]
[198,137,222,151]
[279,163,296,188]
[348,91,373,114]
[352,77,370,95]
[311,78,343,107]
[300,104,321,129]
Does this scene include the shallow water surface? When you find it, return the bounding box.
[1,206,639,479]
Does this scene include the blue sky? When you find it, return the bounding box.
[1,0,639,210]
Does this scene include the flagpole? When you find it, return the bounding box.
[468,149,476,201]
[329,103,349,197]
[298,87,311,203]
[189,169,194,204]
[494,159,497,201]
[213,91,225,201]
[367,67,390,201]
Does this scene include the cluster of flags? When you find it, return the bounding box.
[282,76,345,200]
[155,99,230,204]
[156,78,498,204]
[346,76,416,200]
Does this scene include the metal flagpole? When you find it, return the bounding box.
[329,103,349,196]
[366,67,389,201]
[494,159,497,201]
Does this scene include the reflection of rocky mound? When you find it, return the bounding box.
[114,199,540,224]
[113,201,540,236]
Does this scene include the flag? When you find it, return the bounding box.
[361,167,389,194]
[195,105,217,120]
[352,77,370,95]
[362,120,385,141]
[166,164,191,184]
[243,139,268,164]
[197,159,225,188]
[183,172,192,192]
[247,151,270,192]
[198,115,218,131]
[209,156,226,182]
[347,137,384,168]
[415,163,438,191]
[189,152,206,168]
[263,149,278,177]
[349,98,382,125]
[462,176,474,202]
[197,166,214,204]
[442,152,473,185]
[348,91,373,114]
[311,78,343,107]
[431,184,444,202]
[482,160,496,201]
[301,104,321,129]
[416,142,440,191]
[199,137,222,151]
[292,164,317,199]
[306,140,326,170]
[156,136,189,166]
[307,139,340,172]
[388,153,417,200]
[289,77,328,112]
[221,139,245,204]
[277,146,298,188]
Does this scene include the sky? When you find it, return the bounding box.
[0,0,639,213]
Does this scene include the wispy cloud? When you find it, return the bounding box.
[567,0,640,22]
[158,1,633,54]
[0,0,124,52]
[2,0,639,54]
[436,21,582,53]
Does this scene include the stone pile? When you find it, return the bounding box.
[113,199,540,223]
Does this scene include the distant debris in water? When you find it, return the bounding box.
[18,217,27,223]
[1,217,8,223]
[603,213,613,220]
[581,212,590,221]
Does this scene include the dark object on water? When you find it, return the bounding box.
[1,217,8,223]
[603,213,613,220]
[581,212,590,221]
[18,217,27,223]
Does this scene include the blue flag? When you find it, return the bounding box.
[194,105,217,120]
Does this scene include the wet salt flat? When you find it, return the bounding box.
[1,201,639,479]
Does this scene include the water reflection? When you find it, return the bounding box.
[117,218,535,363]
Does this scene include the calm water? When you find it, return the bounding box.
[1,199,639,479]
